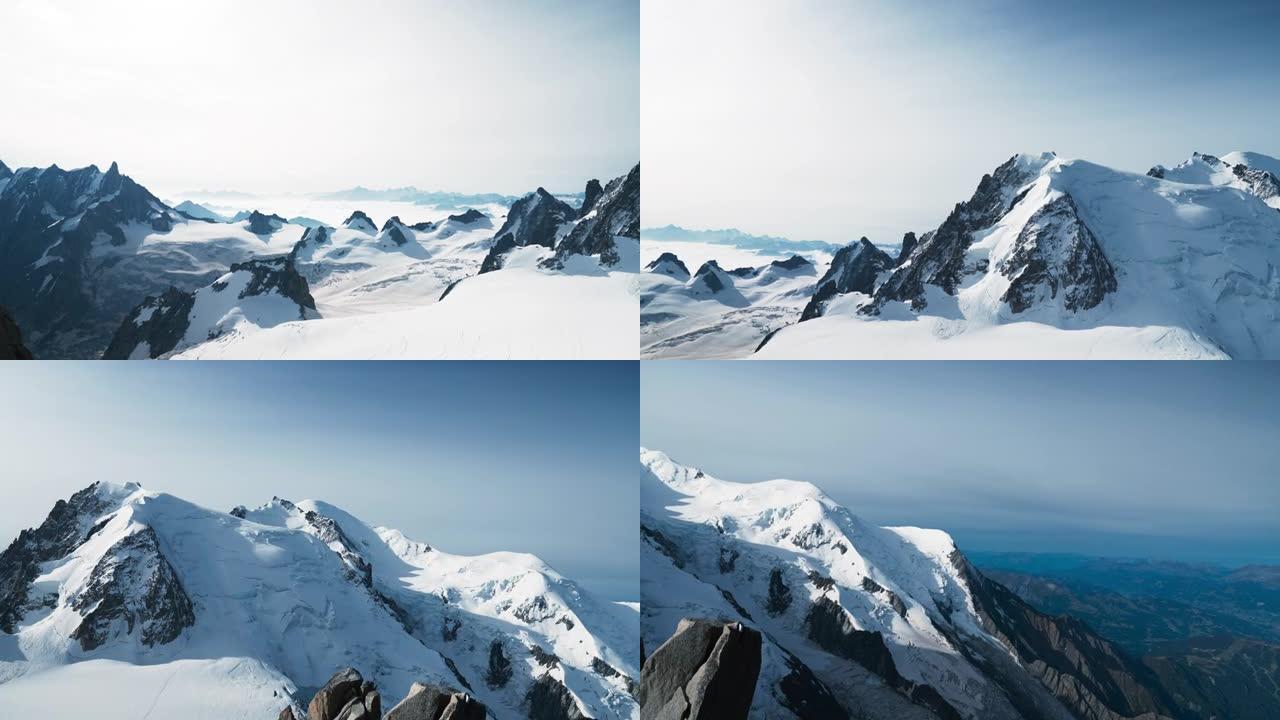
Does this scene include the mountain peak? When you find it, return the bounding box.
[342,210,377,233]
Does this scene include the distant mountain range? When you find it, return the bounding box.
[642,150,1280,359]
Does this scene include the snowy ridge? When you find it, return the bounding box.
[649,150,1280,359]
[0,483,638,719]
[641,448,1176,720]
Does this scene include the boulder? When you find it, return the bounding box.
[639,618,762,720]
[309,668,373,720]
[385,681,486,720]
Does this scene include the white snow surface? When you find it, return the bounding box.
[641,448,1042,719]
[0,483,638,719]
[756,151,1280,359]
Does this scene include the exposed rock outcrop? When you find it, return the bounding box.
[951,551,1177,720]
[385,681,486,720]
[0,483,117,632]
[446,209,487,225]
[542,164,640,270]
[103,255,316,359]
[378,217,412,246]
[479,189,577,273]
[0,161,181,357]
[580,178,605,218]
[485,639,513,688]
[639,618,762,720]
[645,252,691,281]
[799,238,895,320]
[525,674,587,720]
[70,526,195,651]
[997,193,1116,314]
[308,668,382,720]
[868,153,1053,312]
[343,211,378,234]
[245,210,287,235]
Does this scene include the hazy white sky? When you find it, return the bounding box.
[0,0,638,195]
[643,0,1280,244]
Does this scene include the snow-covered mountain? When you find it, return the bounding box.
[0,160,639,359]
[640,448,1180,720]
[640,254,822,359]
[646,150,1280,359]
[0,483,639,719]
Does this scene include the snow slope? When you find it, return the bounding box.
[756,151,1280,359]
[0,483,638,719]
[172,244,639,359]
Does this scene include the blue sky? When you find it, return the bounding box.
[642,362,1280,566]
[644,0,1280,243]
[0,0,638,195]
[1,361,639,601]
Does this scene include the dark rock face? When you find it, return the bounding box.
[777,650,850,719]
[800,238,894,321]
[639,618,762,720]
[446,208,487,225]
[379,217,411,246]
[0,305,34,359]
[103,255,315,359]
[868,154,1046,313]
[645,252,691,281]
[70,526,195,651]
[525,674,587,720]
[385,681,486,720]
[691,261,728,293]
[998,193,1116,314]
[514,595,555,624]
[806,597,964,719]
[232,255,316,311]
[591,656,637,696]
[485,640,513,688]
[309,668,382,720]
[343,211,378,234]
[897,232,918,264]
[687,260,750,307]
[542,164,640,270]
[579,178,605,218]
[101,286,196,359]
[1233,163,1280,204]
[950,551,1177,720]
[479,189,577,273]
[301,509,372,587]
[770,255,812,271]
[766,568,793,616]
[246,210,287,235]
[805,597,901,686]
[0,161,183,357]
[859,576,907,618]
[0,484,116,632]
[279,706,298,720]
[289,225,332,263]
